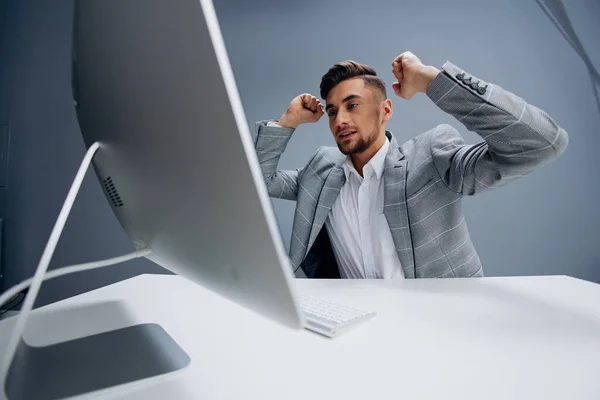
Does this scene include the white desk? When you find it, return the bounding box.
[1,274,600,399]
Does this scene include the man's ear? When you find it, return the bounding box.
[382,98,393,122]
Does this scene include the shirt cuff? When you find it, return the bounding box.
[266,120,282,128]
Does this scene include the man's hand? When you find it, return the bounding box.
[391,51,440,100]
[278,94,324,129]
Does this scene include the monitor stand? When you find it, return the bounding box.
[5,323,190,399]
[1,142,189,398]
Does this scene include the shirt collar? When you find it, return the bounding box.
[343,136,390,181]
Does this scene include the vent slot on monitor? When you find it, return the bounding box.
[103,176,124,208]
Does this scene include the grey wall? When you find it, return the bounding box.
[0,0,598,307]
[214,0,600,282]
[0,0,9,271]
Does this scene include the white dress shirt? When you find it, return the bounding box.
[325,138,404,279]
[267,121,404,279]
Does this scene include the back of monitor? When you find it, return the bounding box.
[72,0,302,328]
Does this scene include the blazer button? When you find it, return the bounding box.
[462,77,472,85]
[477,85,488,95]
[456,72,465,81]
[470,81,479,90]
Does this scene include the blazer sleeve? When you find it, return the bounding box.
[253,120,304,201]
[426,61,569,196]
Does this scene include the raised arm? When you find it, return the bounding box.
[391,52,568,195]
[254,94,324,200]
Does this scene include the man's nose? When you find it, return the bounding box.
[335,109,350,127]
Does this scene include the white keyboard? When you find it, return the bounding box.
[299,294,376,338]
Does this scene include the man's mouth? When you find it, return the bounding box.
[338,130,356,139]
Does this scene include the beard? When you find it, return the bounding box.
[336,124,380,156]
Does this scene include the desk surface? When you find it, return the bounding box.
[1,274,600,399]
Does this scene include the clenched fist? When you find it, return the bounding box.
[391,51,440,100]
[278,94,324,129]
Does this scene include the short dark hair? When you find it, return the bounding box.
[320,61,386,100]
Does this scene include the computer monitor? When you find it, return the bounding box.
[72,0,303,329]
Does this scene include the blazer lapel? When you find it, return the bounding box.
[304,166,346,259]
[383,133,416,278]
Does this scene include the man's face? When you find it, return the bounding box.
[325,77,389,156]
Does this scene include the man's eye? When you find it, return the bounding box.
[348,103,358,110]
[328,110,337,117]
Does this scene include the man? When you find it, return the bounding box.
[254,51,568,279]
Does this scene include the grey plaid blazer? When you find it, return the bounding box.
[254,62,568,279]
